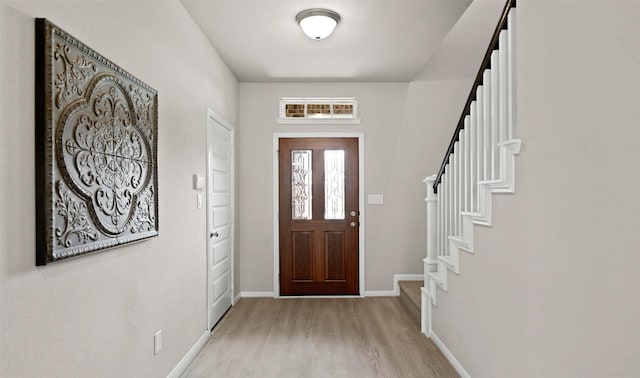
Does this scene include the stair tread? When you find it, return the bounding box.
[398,280,422,310]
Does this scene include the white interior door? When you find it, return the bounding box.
[207,110,233,330]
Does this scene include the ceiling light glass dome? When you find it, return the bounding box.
[296,9,341,40]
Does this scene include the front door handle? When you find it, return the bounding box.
[350,222,358,228]
[210,231,219,238]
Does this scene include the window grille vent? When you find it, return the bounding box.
[278,98,360,124]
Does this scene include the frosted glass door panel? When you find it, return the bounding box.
[324,150,345,220]
[291,150,312,220]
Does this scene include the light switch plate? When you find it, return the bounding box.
[368,194,384,205]
[192,174,205,190]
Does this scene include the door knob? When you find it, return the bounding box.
[350,222,358,228]
[350,210,359,217]
[210,231,219,238]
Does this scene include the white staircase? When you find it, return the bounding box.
[421,1,520,336]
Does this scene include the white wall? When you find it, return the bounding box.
[238,82,450,293]
[235,2,507,296]
[431,1,640,376]
[238,83,412,293]
[0,2,238,377]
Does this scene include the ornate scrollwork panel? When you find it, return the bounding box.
[36,19,158,265]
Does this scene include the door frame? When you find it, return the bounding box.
[273,132,365,297]
[206,108,235,331]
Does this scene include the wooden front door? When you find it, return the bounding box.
[279,138,359,296]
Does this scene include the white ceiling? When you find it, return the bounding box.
[180,0,472,82]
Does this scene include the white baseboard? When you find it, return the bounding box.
[430,330,470,378]
[240,291,274,297]
[364,290,395,297]
[280,295,363,299]
[167,330,210,378]
[242,291,396,298]
[394,274,424,280]
[233,292,242,304]
[240,277,424,299]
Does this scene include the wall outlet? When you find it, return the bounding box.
[154,330,162,355]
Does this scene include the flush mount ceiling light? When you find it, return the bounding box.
[296,9,341,40]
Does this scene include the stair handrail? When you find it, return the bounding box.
[433,0,516,194]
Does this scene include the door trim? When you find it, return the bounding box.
[206,108,235,331]
[273,132,365,298]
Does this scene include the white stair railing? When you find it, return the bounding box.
[421,0,521,337]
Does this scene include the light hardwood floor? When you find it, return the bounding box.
[182,297,458,378]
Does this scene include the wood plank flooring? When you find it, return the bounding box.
[182,297,458,378]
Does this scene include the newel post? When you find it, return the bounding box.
[423,175,438,275]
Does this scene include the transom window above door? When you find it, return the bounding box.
[278,97,361,124]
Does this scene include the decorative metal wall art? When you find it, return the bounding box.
[35,18,158,265]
